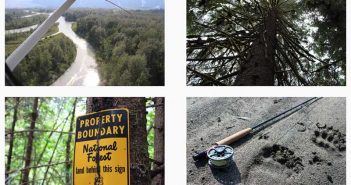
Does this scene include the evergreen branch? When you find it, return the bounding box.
[187,66,227,86]
[313,59,345,73]
[276,46,309,85]
[187,56,239,61]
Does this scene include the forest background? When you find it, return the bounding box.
[5,97,165,185]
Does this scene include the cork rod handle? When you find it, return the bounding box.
[215,128,253,145]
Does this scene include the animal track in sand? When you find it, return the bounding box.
[258,132,270,140]
[260,144,304,173]
[308,152,332,166]
[311,123,346,152]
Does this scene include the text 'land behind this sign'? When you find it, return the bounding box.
[73,109,130,185]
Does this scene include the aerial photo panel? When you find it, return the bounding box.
[5,0,164,86]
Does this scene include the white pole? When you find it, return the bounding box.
[5,0,76,71]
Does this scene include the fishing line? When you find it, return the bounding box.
[267,97,322,143]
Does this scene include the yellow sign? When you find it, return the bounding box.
[73,109,130,185]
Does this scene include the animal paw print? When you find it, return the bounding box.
[311,123,346,152]
[308,152,332,166]
[260,144,304,173]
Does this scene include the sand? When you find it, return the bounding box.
[187,97,346,185]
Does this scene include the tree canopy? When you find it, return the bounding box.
[64,9,165,86]
[5,9,48,30]
[8,33,77,86]
[187,0,345,86]
[5,8,77,86]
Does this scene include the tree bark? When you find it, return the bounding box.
[6,98,20,182]
[66,98,77,185]
[234,9,278,86]
[21,97,39,185]
[86,97,151,185]
[151,98,164,185]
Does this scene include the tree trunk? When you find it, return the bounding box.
[234,9,278,86]
[66,98,77,185]
[86,97,151,185]
[32,101,65,185]
[151,98,164,185]
[21,97,39,185]
[6,98,20,182]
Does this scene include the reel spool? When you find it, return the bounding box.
[207,145,234,168]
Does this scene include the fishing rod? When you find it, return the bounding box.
[192,97,321,168]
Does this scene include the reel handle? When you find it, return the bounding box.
[216,128,252,145]
[193,128,252,161]
[192,150,208,161]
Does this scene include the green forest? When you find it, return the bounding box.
[187,0,346,86]
[5,97,164,185]
[5,9,48,30]
[64,9,165,86]
[11,34,76,86]
[5,9,77,86]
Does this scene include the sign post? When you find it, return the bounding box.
[73,109,130,185]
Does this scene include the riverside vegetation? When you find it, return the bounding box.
[5,9,77,86]
[64,9,165,86]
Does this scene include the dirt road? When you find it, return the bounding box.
[187,97,345,185]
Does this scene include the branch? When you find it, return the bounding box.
[187,67,227,86]
[6,161,72,175]
[187,56,238,61]
[313,59,345,73]
[187,34,223,38]
[216,70,240,81]
[146,104,164,109]
[276,46,309,85]
[6,129,74,135]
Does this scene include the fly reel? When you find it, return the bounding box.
[207,145,234,168]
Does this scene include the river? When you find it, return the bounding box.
[5,12,46,34]
[52,17,100,86]
[5,24,38,34]
[5,13,100,86]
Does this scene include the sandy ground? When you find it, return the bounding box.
[187,97,346,185]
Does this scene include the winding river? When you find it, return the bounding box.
[52,17,100,86]
[5,13,100,86]
[5,24,38,34]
